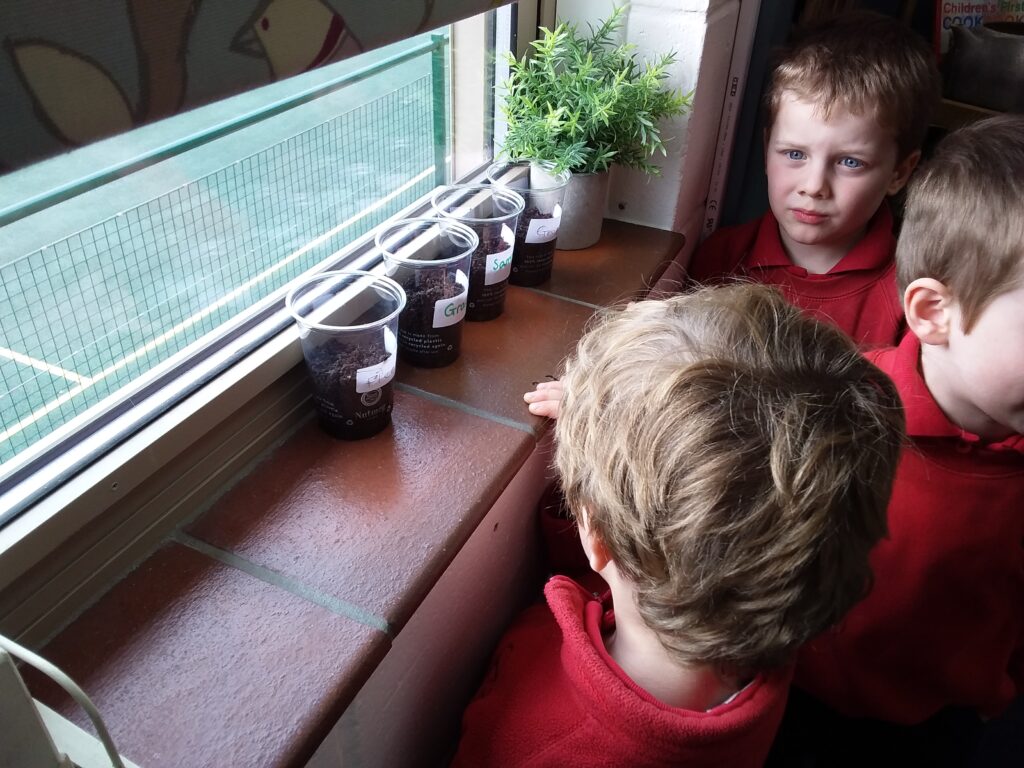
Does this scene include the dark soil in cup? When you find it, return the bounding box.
[396,269,465,367]
[303,335,393,440]
[467,231,513,321]
[510,205,557,287]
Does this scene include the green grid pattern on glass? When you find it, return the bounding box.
[0,75,439,466]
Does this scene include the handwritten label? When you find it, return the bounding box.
[485,225,516,285]
[525,204,562,244]
[356,327,397,393]
[432,269,469,328]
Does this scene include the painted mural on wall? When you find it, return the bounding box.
[231,0,362,80]
[7,0,198,150]
[0,0,504,173]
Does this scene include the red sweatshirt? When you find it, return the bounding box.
[795,332,1024,723]
[656,206,902,347]
[453,576,792,768]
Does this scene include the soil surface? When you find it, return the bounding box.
[510,205,557,286]
[303,335,393,440]
[467,228,512,321]
[394,268,465,367]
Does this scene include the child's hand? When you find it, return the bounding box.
[524,379,564,419]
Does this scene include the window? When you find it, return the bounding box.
[0,7,517,578]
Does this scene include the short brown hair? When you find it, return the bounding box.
[764,11,940,160]
[897,115,1024,332]
[555,284,903,672]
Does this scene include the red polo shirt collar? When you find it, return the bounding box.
[883,331,1024,452]
[748,204,894,276]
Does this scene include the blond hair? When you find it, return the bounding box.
[764,11,939,160]
[897,115,1024,332]
[555,284,903,672]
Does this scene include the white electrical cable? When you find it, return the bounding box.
[0,634,126,768]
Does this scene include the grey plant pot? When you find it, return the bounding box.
[557,171,611,250]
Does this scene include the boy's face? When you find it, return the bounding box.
[919,283,1024,440]
[765,93,916,269]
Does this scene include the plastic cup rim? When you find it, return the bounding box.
[430,184,526,224]
[375,217,479,268]
[485,160,572,190]
[285,269,407,334]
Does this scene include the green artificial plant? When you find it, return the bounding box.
[499,5,692,176]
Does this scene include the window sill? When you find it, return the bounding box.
[22,221,684,768]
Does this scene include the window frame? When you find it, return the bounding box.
[0,3,536,628]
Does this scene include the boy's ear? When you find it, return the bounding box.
[904,277,954,345]
[577,507,612,573]
[886,150,921,196]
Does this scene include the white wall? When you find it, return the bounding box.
[557,0,742,255]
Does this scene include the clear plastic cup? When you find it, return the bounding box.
[286,270,406,440]
[375,218,477,367]
[486,161,571,286]
[431,185,525,321]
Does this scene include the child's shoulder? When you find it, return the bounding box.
[863,342,900,373]
[871,334,1024,450]
[688,214,767,282]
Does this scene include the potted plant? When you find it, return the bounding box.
[376,219,476,368]
[431,185,525,321]
[286,271,405,440]
[499,4,691,249]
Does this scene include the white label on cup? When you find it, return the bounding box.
[485,225,516,285]
[433,269,469,328]
[525,204,562,244]
[356,327,397,393]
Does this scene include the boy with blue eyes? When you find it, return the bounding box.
[655,11,940,348]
